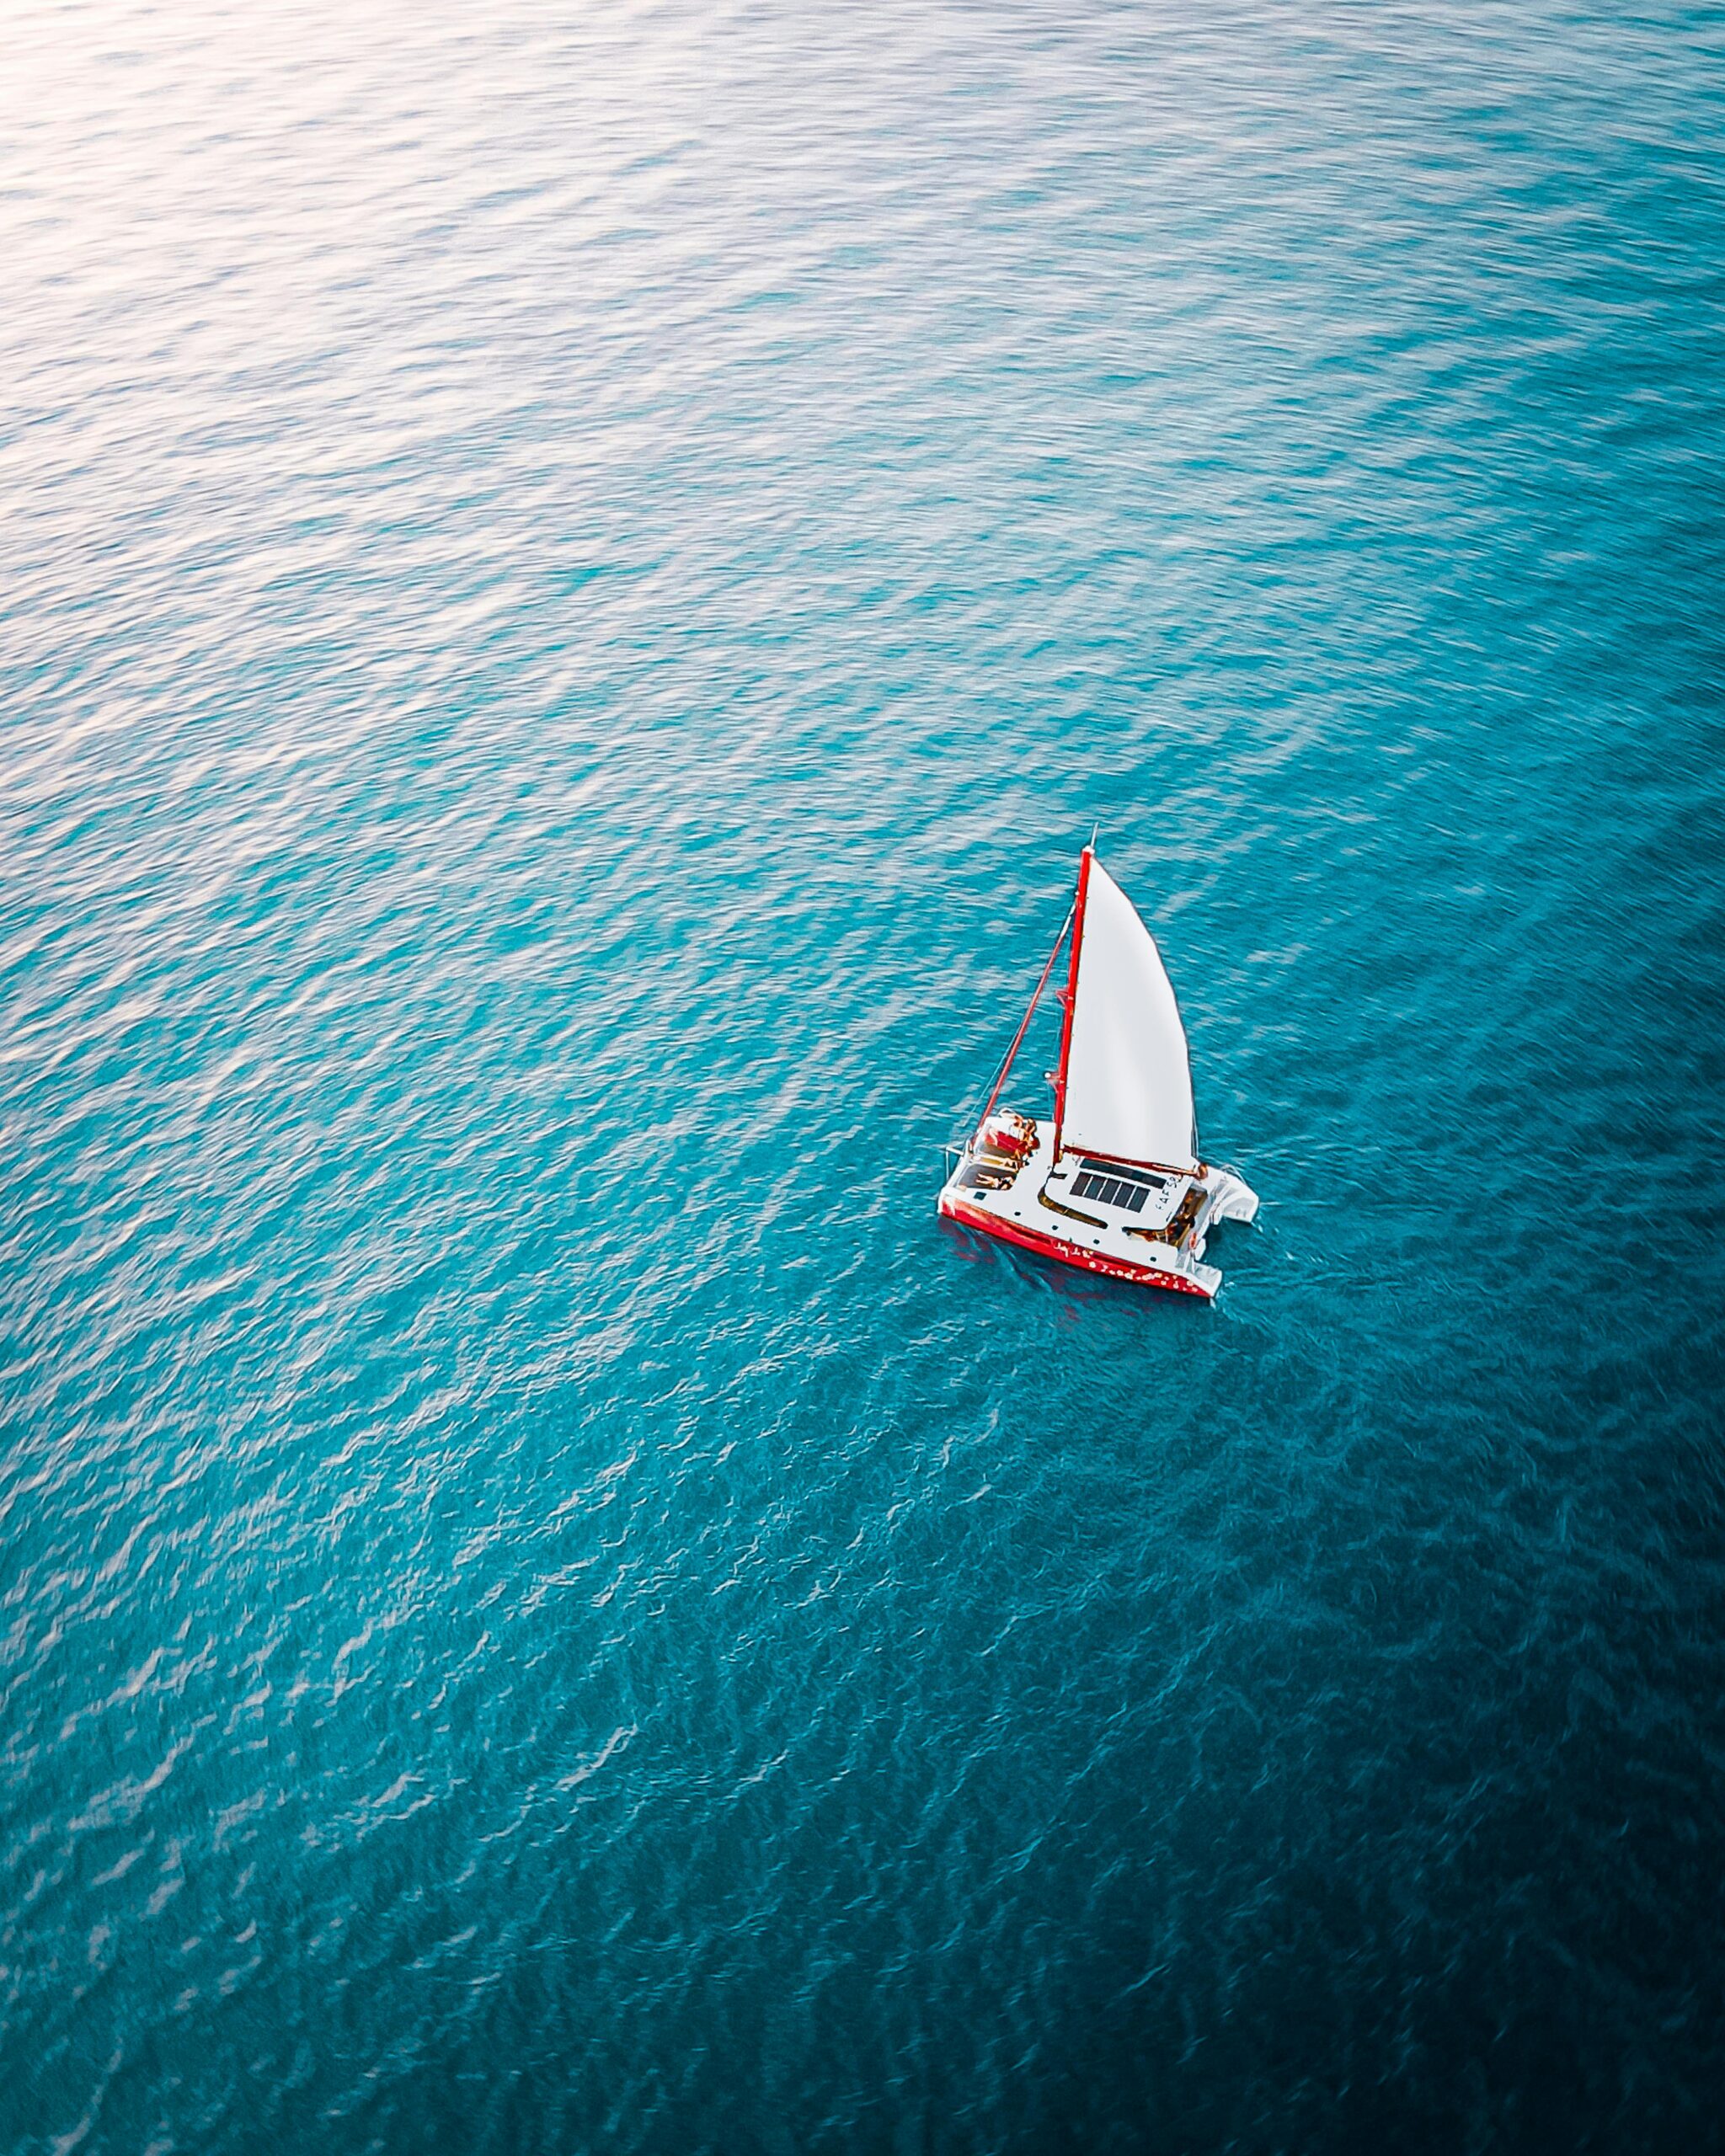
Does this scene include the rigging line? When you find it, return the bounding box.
[972,903,1075,1136]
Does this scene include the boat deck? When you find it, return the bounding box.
[937,1113,1226,1299]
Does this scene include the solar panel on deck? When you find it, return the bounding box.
[1072,1170,1151,1213]
[1079,1159,1166,1188]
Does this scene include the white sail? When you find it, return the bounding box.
[1059,856,1198,1172]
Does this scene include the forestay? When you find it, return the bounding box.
[1059,856,1198,1172]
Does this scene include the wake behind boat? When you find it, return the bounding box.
[937,847,1257,1299]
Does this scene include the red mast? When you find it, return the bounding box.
[1050,846,1092,1162]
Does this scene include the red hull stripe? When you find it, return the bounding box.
[938,1196,1213,1299]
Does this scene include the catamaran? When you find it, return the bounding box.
[937,846,1257,1299]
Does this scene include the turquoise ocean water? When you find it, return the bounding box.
[3,4,1723,2148]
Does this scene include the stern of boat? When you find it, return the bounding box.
[1200,1166,1258,1227]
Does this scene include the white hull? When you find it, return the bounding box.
[937,1113,1256,1300]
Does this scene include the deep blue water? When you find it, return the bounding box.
[3,4,1724,2150]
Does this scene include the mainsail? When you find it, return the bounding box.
[1055,851,1198,1173]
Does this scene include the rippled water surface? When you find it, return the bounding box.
[3,4,1724,2150]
